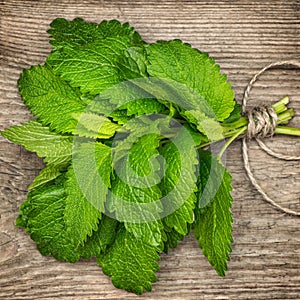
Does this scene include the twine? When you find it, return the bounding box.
[242,61,300,216]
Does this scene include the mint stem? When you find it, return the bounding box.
[199,96,300,153]
[275,126,300,136]
[272,96,289,113]
[217,126,246,160]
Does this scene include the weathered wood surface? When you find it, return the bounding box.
[0,1,300,299]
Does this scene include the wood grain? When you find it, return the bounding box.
[0,1,299,299]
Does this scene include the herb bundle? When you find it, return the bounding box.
[1,18,299,294]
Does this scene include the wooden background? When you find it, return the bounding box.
[0,1,299,299]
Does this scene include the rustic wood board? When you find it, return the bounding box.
[0,1,300,299]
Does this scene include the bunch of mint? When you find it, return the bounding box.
[1,18,297,294]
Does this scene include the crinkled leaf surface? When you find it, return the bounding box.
[18,65,86,134]
[19,179,81,262]
[17,178,118,262]
[72,112,121,139]
[194,150,233,276]
[49,18,143,50]
[80,215,119,259]
[1,120,72,165]
[99,227,160,295]
[160,137,198,236]
[47,36,142,95]
[107,123,164,246]
[29,162,69,191]
[163,227,184,254]
[64,142,112,247]
[146,40,235,121]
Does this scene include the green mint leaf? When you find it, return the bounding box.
[79,215,119,259]
[29,162,70,191]
[88,80,166,122]
[119,98,166,116]
[107,118,166,246]
[47,36,140,95]
[182,110,224,142]
[194,150,233,276]
[64,166,101,247]
[72,112,121,139]
[64,142,112,247]
[99,227,160,295]
[5,18,248,294]
[18,177,118,261]
[182,123,208,146]
[117,46,148,79]
[1,120,72,165]
[108,173,164,247]
[22,179,81,262]
[80,97,131,125]
[160,135,198,236]
[223,102,242,124]
[146,40,235,121]
[18,65,86,134]
[49,18,143,50]
[16,196,33,228]
[108,144,163,245]
[127,133,161,177]
[163,227,184,254]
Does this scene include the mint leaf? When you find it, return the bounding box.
[47,36,141,95]
[18,178,118,261]
[117,47,148,79]
[107,117,170,246]
[85,98,132,125]
[194,150,233,276]
[223,102,242,124]
[21,179,81,262]
[99,227,160,294]
[16,196,33,229]
[29,162,69,191]
[87,77,166,121]
[64,166,102,247]
[1,120,72,165]
[107,174,164,247]
[163,227,184,254]
[107,136,163,245]
[182,110,224,142]
[18,65,86,134]
[49,18,143,50]
[64,142,112,247]
[80,215,118,259]
[127,133,161,178]
[72,112,121,139]
[119,98,166,117]
[146,40,235,121]
[160,134,198,236]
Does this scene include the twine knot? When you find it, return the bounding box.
[242,60,300,217]
[246,105,277,139]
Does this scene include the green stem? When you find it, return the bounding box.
[217,126,247,159]
[197,97,299,150]
[275,126,300,136]
[222,96,291,133]
[272,96,289,114]
[277,108,294,124]
[222,117,248,132]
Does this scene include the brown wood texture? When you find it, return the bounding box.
[0,1,300,299]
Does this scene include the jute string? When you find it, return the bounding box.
[242,61,300,216]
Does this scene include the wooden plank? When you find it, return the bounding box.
[0,1,299,299]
